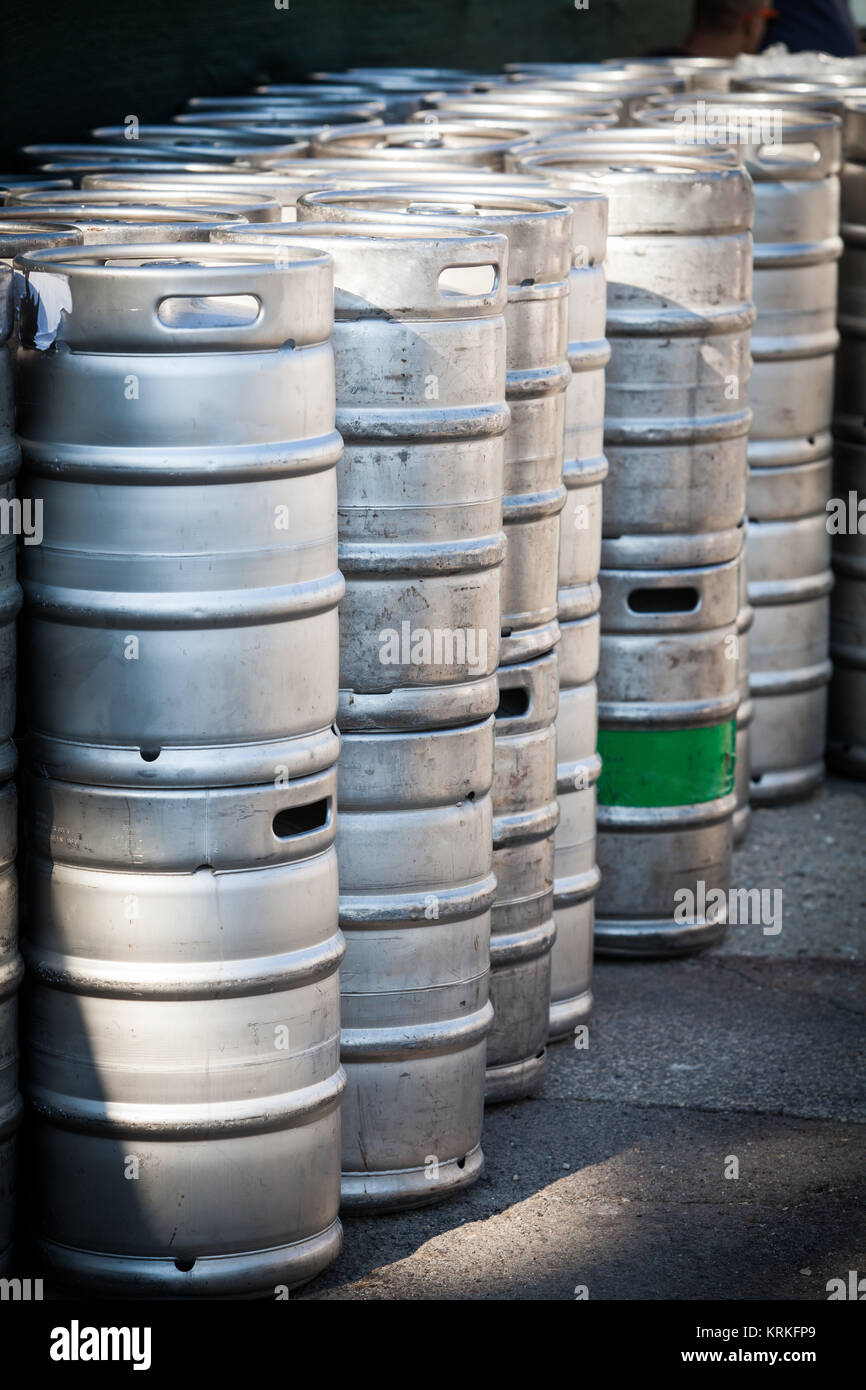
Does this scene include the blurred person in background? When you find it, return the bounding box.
[762,0,860,56]
[655,1,775,58]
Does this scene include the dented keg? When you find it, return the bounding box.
[513,148,754,568]
[551,600,600,1039]
[595,554,740,956]
[311,121,538,169]
[747,462,835,802]
[337,718,494,1210]
[216,219,508,729]
[23,766,344,1295]
[488,649,559,1101]
[297,187,572,664]
[15,242,343,786]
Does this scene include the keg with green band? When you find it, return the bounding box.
[597,719,737,808]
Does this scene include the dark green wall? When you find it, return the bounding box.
[1,0,691,168]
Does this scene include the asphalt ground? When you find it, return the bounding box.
[300,774,866,1300]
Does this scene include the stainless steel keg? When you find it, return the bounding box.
[551,603,600,1038]
[747,463,835,802]
[216,218,509,730]
[337,718,494,1210]
[23,767,344,1295]
[595,553,740,955]
[488,649,559,1101]
[0,226,82,1273]
[510,148,754,569]
[296,187,572,665]
[15,242,343,786]
[634,100,842,799]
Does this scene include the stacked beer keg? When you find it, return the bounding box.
[293,186,574,1099]
[0,222,83,1273]
[14,240,346,1294]
[216,215,509,1206]
[636,97,844,805]
[513,144,754,955]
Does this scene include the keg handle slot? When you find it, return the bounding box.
[627,586,700,614]
[273,797,331,839]
[495,686,531,719]
[438,263,498,296]
[156,293,262,329]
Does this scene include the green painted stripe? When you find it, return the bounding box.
[597,720,737,808]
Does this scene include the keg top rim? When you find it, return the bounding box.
[11,186,281,212]
[14,241,334,273]
[178,101,385,119]
[216,218,510,250]
[313,120,540,150]
[91,123,311,149]
[301,174,609,206]
[0,222,83,257]
[637,96,842,132]
[298,185,575,221]
[428,89,622,111]
[0,203,247,226]
[516,149,745,176]
[409,105,614,128]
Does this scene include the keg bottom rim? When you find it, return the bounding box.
[594,916,728,958]
[748,760,825,806]
[340,1143,484,1214]
[485,1049,547,1105]
[33,1218,343,1297]
[548,987,594,1042]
